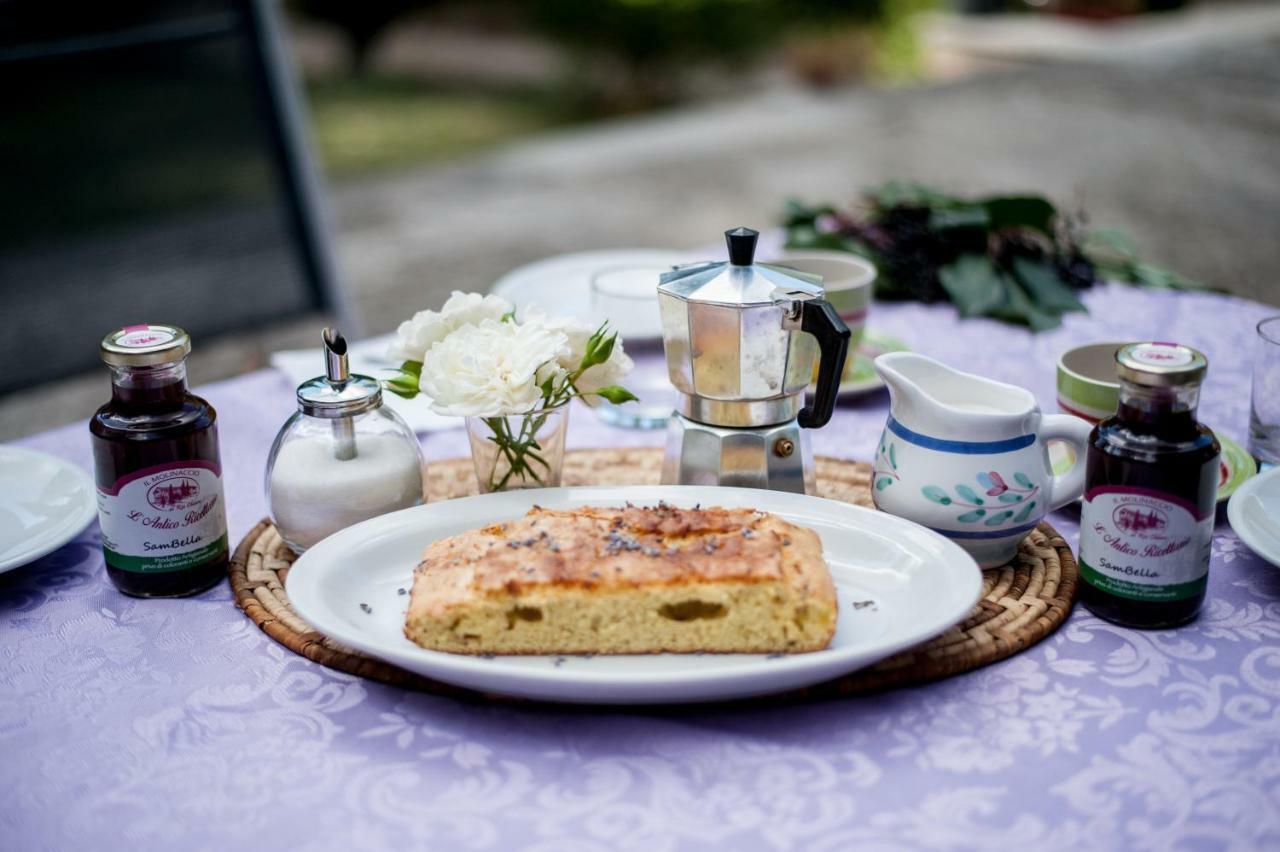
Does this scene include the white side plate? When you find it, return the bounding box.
[286,486,982,704]
[489,249,692,342]
[0,446,97,574]
[1228,465,1280,568]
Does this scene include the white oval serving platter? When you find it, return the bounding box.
[286,485,983,704]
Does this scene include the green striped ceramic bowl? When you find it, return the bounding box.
[1057,341,1129,422]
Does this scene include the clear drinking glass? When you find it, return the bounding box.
[1249,316,1280,468]
[590,265,677,429]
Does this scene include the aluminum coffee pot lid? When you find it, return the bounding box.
[658,227,823,306]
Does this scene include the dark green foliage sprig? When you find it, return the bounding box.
[783,182,1205,331]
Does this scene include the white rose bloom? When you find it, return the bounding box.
[419,319,569,417]
[386,291,513,363]
[524,311,634,407]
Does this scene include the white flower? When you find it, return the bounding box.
[524,311,634,407]
[385,291,513,363]
[419,319,569,416]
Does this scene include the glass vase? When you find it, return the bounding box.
[465,404,569,493]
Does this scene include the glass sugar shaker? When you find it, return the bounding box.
[265,328,426,553]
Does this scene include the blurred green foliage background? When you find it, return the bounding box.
[293,0,937,177]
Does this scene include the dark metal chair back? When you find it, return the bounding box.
[0,0,352,394]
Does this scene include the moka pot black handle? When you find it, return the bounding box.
[797,299,850,430]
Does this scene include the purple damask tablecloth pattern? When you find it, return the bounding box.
[4,285,1280,851]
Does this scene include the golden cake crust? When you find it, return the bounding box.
[404,503,837,656]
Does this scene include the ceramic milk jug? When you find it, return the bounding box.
[871,352,1092,567]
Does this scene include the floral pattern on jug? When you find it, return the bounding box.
[873,433,900,491]
[871,352,1093,567]
[920,470,1039,528]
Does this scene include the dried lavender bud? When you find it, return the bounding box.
[605,530,644,553]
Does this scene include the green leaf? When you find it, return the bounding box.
[785,227,859,254]
[955,484,983,504]
[922,485,952,505]
[1085,228,1136,256]
[984,510,1015,526]
[956,509,987,522]
[1014,501,1037,523]
[500,309,517,323]
[984,196,1057,235]
[929,205,989,231]
[870,181,957,209]
[875,477,893,491]
[592,385,639,405]
[382,373,419,395]
[937,254,1008,318]
[1010,256,1086,314]
[782,198,836,227]
[989,272,1062,331]
[1130,261,1204,291]
[383,377,420,400]
[888,443,897,469]
[1013,472,1034,488]
[998,493,1024,504]
[539,374,557,399]
[1083,229,1207,291]
[397,360,423,379]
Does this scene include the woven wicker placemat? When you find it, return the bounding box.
[230,448,1077,703]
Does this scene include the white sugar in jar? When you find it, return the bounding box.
[264,329,426,553]
[267,427,424,552]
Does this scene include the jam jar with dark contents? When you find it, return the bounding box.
[90,325,228,597]
[1078,342,1219,628]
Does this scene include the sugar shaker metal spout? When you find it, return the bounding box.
[322,327,357,460]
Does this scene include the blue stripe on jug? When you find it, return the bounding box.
[931,521,1041,540]
[887,417,1036,455]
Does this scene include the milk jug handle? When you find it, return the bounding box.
[1040,414,1093,510]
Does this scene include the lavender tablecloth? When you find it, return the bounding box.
[5,285,1280,851]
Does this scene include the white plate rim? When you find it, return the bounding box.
[285,485,983,701]
[490,248,692,340]
[1227,464,1280,567]
[0,446,98,574]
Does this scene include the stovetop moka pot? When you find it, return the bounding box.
[658,227,850,493]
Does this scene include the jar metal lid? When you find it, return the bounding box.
[297,374,382,418]
[1116,342,1207,387]
[100,324,191,367]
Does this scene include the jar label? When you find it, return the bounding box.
[1079,485,1212,601]
[96,461,227,573]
